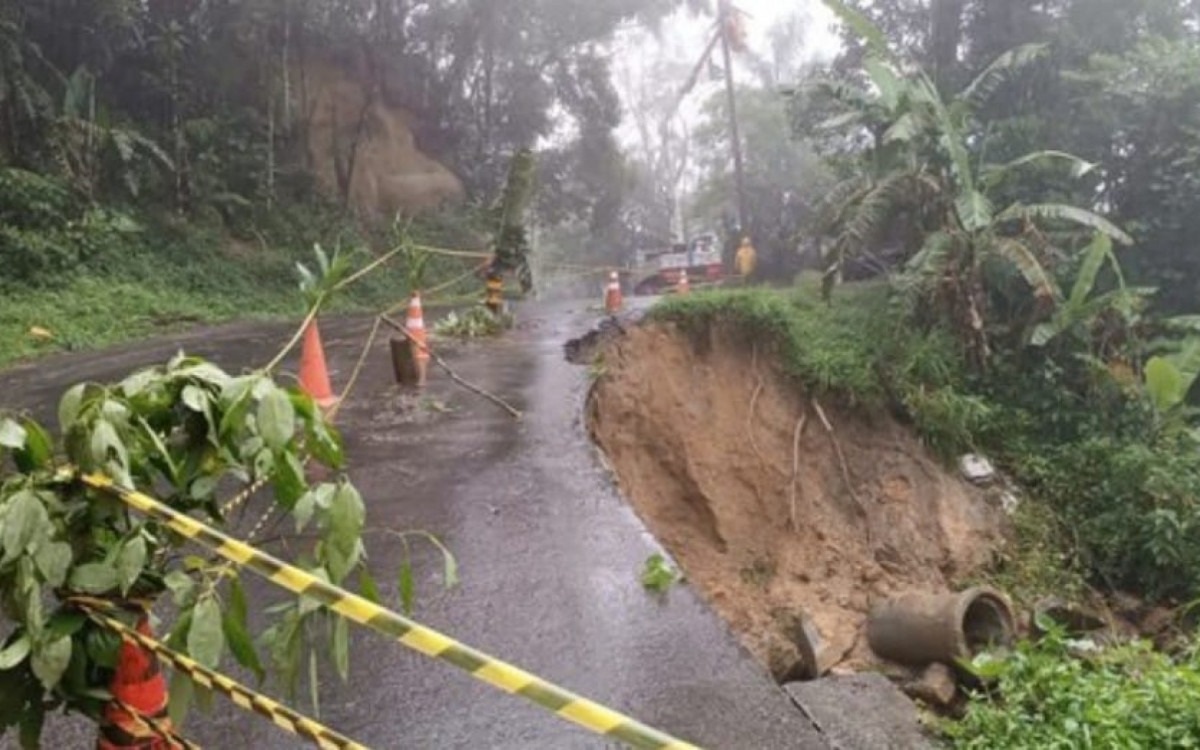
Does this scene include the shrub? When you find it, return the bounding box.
[945,629,1200,748]
[0,168,76,230]
[1025,437,1200,599]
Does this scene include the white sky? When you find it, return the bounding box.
[612,0,842,148]
[690,0,840,65]
[598,1,842,237]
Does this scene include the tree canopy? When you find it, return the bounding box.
[0,0,686,223]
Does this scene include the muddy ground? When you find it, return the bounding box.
[588,322,1010,680]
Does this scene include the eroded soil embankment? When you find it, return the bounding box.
[588,323,1009,677]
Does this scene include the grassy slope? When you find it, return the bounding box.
[0,220,483,367]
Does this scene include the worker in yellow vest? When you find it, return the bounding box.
[735,237,757,282]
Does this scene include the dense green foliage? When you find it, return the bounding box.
[795,1,1200,607]
[0,1,700,365]
[944,626,1200,748]
[0,354,397,744]
[777,5,1200,744]
[0,0,683,209]
[823,0,1200,314]
[652,283,963,412]
[0,165,486,366]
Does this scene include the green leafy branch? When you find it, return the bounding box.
[0,349,399,744]
[640,554,681,594]
[295,243,352,311]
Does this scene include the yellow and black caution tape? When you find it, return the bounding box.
[85,606,366,750]
[80,473,702,750]
[219,476,269,517]
[111,697,201,750]
[382,264,489,318]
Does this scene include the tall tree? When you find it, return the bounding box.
[692,85,833,278]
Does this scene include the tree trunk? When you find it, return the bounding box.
[718,0,749,240]
[171,62,187,213]
[267,90,276,209]
[282,5,292,133]
[930,0,965,93]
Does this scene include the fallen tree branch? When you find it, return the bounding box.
[262,295,324,374]
[380,314,523,420]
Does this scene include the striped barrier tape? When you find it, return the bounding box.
[85,606,365,750]
[79,473,703,750]
[110,697,199,750]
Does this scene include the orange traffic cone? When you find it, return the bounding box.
[604,271,623,314]
[299,320,337,409]
[677,269,690,295]
[98,616,172,750]
[407,292,430,387]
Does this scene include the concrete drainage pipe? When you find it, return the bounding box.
[866,587,1016,667]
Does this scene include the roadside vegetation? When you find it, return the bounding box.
[0,165,491,366]
[947,625,1200,748]
[0,1,669,367]
[657,0,1200,744]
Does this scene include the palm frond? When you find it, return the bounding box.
[820,0,894,62]
[955,189,994,232]
[994,237,1061,302]
[815,175,872,225]
[818,111,865,132]
[883,112,921,144]
[982,150,1097,189]
[904,230,957,280]
[833,170,918,255]
[1067,234,1117,312]
[1162,315,1200,334]
[865,58,903,110]
[124,128,175,171]
[939,130,974,193]
[915,71,974,193]
[998,203,1133,245]
[961,44,1048,108]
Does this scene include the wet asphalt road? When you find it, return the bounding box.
[2,300,826,749]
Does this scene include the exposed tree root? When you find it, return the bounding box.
[812,398,872,545]
[790,411,809,532]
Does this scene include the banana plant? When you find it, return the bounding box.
[51,66,174,199]
[489,148,536,294]
[1144,340,1200,440]
[1031,233,1153,351]
[815,1,1132,366]
[295,243,352,310]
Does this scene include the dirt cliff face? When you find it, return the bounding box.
[588,323,1009,677]
[301,62,464,218]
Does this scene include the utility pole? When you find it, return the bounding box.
[718,0,749,239]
